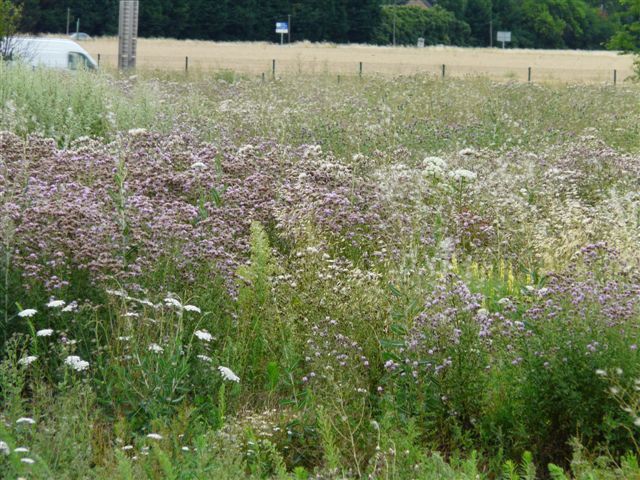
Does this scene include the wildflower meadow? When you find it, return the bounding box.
[2,64,640,479]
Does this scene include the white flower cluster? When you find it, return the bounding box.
[16,417,36,425]
[46,299,65,308]
[164,297,183,309]
[64,355,90,372]
[194,330,213,342]
[164,296,201,314]
[18,356,38,366]
[218,366,240,383]
[449,169,477,182]
[422,156,448,178]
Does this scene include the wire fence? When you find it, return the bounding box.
[93,52,633,85]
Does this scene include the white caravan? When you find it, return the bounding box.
[8,37,98,71]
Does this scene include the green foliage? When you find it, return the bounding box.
[3,0,632,50]
[608,0,640,51]
[0,0,21,59]
[608,0,640,78]
[3,69,640,478]
[374,5,470,45]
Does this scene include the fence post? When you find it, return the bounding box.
[359,61,363,78]
[185,56,188,73]
[338,74,341,83]
[614,69,617,86]
[272,59,276,79]
[528,67,531,83]
[97,54,101,66]
[261,72,265,83]
[442,64,446,79]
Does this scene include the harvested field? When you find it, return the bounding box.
[82,36,635,83]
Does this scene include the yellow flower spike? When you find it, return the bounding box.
[471,261,479,279]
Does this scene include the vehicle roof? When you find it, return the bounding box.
[13,37,98,67]
[16,37,85,48]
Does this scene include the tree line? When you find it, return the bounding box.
[5,0,640,50]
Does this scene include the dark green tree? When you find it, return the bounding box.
[1,0,21,59]
[373,5,470,46]
[1,0,632,49]
[608,0,640,50]
[347,0,381,44]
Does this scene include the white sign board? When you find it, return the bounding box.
[497,31,511,42]
[417,37,425,48]
[497,31,511,49]
[276,22,289,34]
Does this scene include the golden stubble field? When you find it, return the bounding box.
[82,37,635,83]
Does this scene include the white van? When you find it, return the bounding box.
[8,37,98,71]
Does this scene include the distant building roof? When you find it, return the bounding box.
[402,0,433,8]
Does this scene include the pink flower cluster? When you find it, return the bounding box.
[1,132,391,292]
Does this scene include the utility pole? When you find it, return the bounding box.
[288,14,291,43]
[392,11,396,46]
[489,0,493,47]
[66,8,70,35]
[489,19,493,47]
[118,0,139,70]
[76,18,80,34]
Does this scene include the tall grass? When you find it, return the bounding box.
[1,65,640,478]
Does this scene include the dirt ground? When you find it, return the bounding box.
[81,37,635,83]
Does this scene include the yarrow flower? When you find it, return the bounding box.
[194,330,213,342]
[146,433,163,440]
[183,305,201,313]
[595,369,607,377]
[422,156,447,177]
[0,441,9,455]
[46,299,66,308]
[14,447,29,453]
[20,458,35,464]
[106,289,127,298]
[16,417,36,425]
[449,169,477,182]
[128,128,148,136]
[18,356,38,366]
[61,301,78,312]
[218,366,240,383]
[190,162,207,169]
[64,355,90,372]
[164,297,183,309]
[148,343,163,353]
[36,329,54,337]
[197,354,212,362]
[18,309,37,318]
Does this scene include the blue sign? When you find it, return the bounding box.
[276,22,289,34]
